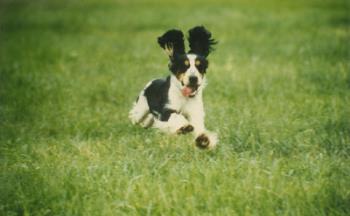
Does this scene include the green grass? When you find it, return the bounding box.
[1,0,349,215]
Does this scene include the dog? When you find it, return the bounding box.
[129,26,218,149]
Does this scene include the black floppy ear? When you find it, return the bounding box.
[188,26,217,57]
[158,29,186,59]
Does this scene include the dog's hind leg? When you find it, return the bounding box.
[139,113,154,128]
[129,94,151,127]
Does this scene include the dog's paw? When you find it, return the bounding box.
[176,124,194,135]
[195,134,210,149]
[168,114,189,133]
[195,132,218,149]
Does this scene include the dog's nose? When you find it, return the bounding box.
[189,76,198,85]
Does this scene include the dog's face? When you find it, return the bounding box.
[158,26,216,97]
[169,54,208,96]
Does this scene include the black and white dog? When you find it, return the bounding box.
[129,26,217,149]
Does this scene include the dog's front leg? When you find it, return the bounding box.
[188,108,218,149]
[153,111,193,134]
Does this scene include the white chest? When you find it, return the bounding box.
[167,90,203,114]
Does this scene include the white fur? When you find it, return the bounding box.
[129,81,153,126]
[153,113,189,133]
[203,131,218,149]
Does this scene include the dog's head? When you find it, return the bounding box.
[158,26,217,97]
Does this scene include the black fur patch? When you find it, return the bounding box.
[169,54,190,75]
[177,124,194,134]
[195,134,210,149]
[188,26,217,57]
[195,56,208,73]
[158,29,186,57]
[143,76,176,121]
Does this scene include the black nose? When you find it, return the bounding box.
[189,76,198,85]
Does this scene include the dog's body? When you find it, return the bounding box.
[129,26,217,149]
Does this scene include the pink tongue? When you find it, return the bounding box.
[181,87,193,97]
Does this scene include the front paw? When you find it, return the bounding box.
[168,114,189,133]
[195,134,210,149]
[195,132,218,149]
[176,124,194,135]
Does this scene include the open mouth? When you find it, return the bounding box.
[181,84,199,97]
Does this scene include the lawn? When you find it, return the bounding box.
[0,0,349,215]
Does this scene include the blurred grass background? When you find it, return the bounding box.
[0,0,349,215]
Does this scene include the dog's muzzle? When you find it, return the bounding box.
[181,84,199,97]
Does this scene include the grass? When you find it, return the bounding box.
[0,0,349,215]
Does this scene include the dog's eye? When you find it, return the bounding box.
[195,60,201,66]
[184,60,189,66]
